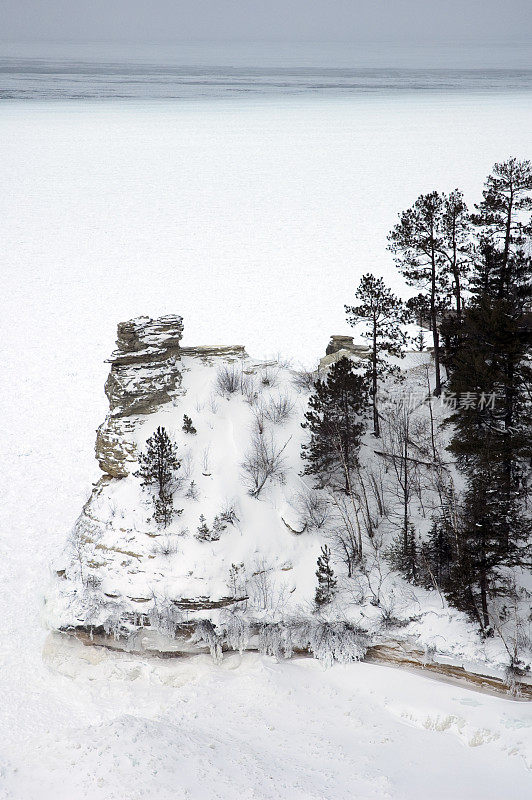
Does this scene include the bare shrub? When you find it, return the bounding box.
[264,393,294,424]
[251,402,267,435]
[241,432,290,497]
[291,368,317,392]
[215,364,240,395]
[180,450,194,483]
[207,393,219,414]
[240,371,256,401]
[84,573,102,590]
[227,562,246,599]
[260,366,280,388]
[219,498,240,526]
[273,353,293,369]
[151,537,179,557]
[248,558,288,613]
[201,444,212,476]
[294,488,331,530]
[326,489,363,577]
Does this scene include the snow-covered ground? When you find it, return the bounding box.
[1,95,532,798]
[2,636,531,800]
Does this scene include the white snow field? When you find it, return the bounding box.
[1,94,532,798]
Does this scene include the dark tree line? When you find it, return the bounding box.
[302,157,531,633]
[430,159,532,631]
[396,159,532,631]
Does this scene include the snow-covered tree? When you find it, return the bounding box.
[315,545,337,607]
[136,426,181,527]
[301,357,367,492]
[182,414,197,434]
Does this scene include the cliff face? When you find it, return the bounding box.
[95,315,184,477]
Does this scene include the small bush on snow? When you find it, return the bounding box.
[182,414,197,434]
[151,537,179,557]
[291,368,317,392]
[219,498,239,526]
[260,366,280,388]
[185,480,199,500]
[241,432,290,497]
[215,364,241,396]
[294,489,331,530]
[264,393,294,424]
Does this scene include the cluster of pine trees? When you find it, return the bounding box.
[304,158,531,633]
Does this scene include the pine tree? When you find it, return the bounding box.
[442,160,532,630]
[388,190,472,394]
[414,328,425,352]
[440,189,472,321]
[183,414,197,435]
[445,465,528,631]
[301,357,367,492]
[421,516,456,591]
[196,514,212,541]
[315,545,337,606]
[387,524,419,584]
[212,515,227,538]
[135,426,181,527]
[388,191,448,395]
[345,273,409,437]
[471,158,532,298]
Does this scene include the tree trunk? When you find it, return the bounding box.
[500,189,513,298]
[372,320,379,437]
[430,237,442,396]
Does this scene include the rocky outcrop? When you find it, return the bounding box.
[96,315,184,476]
[180,345,247,363]
[320,336,371,370]
[325,335,371,357]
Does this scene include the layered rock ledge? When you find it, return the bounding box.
[96,315,184,476]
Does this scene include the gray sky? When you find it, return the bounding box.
[2,0,532,44]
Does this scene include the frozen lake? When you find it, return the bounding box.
[3,93,532,369]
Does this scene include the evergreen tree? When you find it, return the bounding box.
[301,357,367,492]
[440,190,472,321]
[182,414,197,434]
[315,545,337,606]
[471,158,532,298]
[421,515,456,592]
[446,465,529,631]
[212,515,227,538]
[414,328,425,352]
[388,190,472,394]
[442,160,532,630]
[387,524,419,584]
[388,191,449,395]
[136,426,181,527]
[345,273,409,437]
[196,514,212,541]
